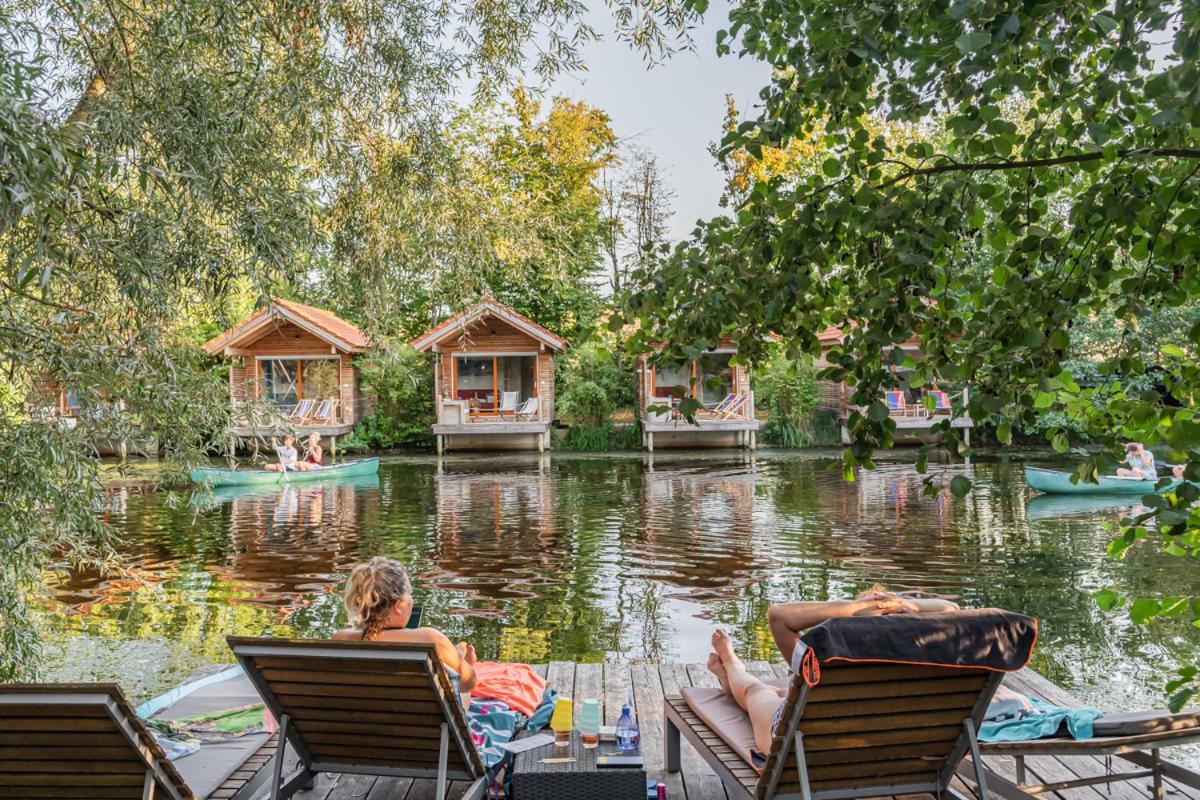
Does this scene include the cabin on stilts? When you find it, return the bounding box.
[635,336,760,450]
[201,299,372,452]
[815,326,973,445]
[411,297,566,453]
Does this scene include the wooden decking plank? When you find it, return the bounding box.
[573,662,603,724]
[631,662,686,800]
[364,777,413,799]
[545,660,575,704]
[672,662,732,800]
[604,661,634,726]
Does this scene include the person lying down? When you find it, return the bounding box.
[709,588,961,756]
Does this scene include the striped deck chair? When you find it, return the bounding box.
[0,684,196,799]
[719,393,749,419]
[930,390,953,414]
[228,637,487,800]
[700,394,736,417]
[303,399,336,425]
[288,399,316,423]
[665,610,1037,800]
[885,390,925,417]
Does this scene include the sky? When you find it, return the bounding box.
[547,2,772,241]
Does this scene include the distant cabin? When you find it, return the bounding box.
[815,327,972,445]
[202,299,372,444]
[634,336,760,450]
[411,297,566,453]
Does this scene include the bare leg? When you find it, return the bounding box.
[712,630,786,753]
[265,463,282,472]
[707,653,731,696]
[1117,468,1135,477]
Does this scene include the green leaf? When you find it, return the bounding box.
[822,158,841,178]
[867,401,890,423]
[1094,14,1119,34]
[1094,588,1121,611]
[949,475,972,497]
[954,31,992,54]
[1033,391,1056,409]
[1130,598,1161,624]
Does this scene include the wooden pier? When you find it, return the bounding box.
[228,661,1200,800]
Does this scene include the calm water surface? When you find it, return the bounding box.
[43,450,1200,725]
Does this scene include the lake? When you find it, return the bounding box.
[43,450,1200,728]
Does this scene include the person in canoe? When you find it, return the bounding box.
[707,588,960,758]
[303,433,324,467]
[333,557,477,692]
[265,434,317,473]
[1118,442,1157,479]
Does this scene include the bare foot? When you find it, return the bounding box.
[707,652,731,695]
[711,629,744,671]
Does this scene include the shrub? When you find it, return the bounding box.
[345,341,434,450]
[559,380,610,427]
[753,353,821,447]
[555,342,633,418]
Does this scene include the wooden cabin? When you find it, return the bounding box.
[816,326,972,445]
[410,297,566,453]
[202,299,371,447]
[635,336,760,450]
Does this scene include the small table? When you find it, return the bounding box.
[511,734,646,800]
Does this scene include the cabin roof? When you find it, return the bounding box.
[202,299,368,355]
[409,296,567,352]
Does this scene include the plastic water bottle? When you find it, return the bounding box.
[615,704,640,752]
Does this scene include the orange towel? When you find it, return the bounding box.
[469,662,547,717]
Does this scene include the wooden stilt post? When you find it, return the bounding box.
[647,431,654,452]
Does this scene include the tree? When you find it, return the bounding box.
[624,2,1200,698]
[599,146,675,296]
[0,0,692,680]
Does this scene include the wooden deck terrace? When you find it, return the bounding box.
[231,660,1200,800]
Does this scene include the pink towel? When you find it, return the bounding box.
[469,663,547,717]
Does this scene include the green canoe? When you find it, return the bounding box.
[1024,466,1186,495]
[190,457,379,488]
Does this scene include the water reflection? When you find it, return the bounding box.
[39,451,1200,731]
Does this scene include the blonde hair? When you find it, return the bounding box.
[343,557,411,641]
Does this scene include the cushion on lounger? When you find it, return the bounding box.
[1092,708,1200,737]
[681,676,789,771]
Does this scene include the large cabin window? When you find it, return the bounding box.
[454,355,536,412]
[698,352,734,405]
[259,358,340,409]
[653,363,691,398]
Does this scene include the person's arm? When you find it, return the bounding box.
[413,628,477,691]
[767,599,891,666]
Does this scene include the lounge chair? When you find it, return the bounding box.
[303,398,336,425]
[497,391,520,419]
[0,681,271,800]
[288,399,316,423]
[227,636,487,800]
[969,695,1200,799]
[665,610,1037,800]
[514,396,540,421]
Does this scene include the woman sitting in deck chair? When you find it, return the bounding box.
[707,588,961,757]
[334,557,478,692]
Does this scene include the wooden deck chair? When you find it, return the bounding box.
[0,683,194,800]
[497,391,520,418]
[227,637,487,800]
[303,398,336,425]
[719,393,749,419]
[665,610,1037,800]
[514,396,540,421]
[289,399,316,423]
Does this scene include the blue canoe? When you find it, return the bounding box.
[190,457,379,488]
